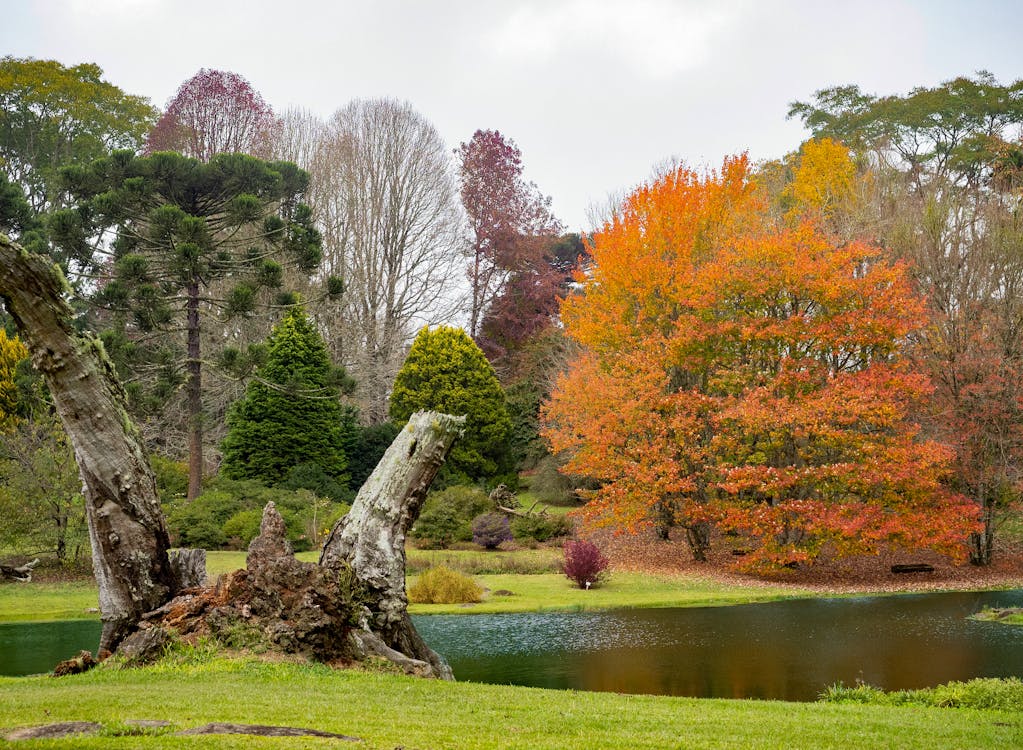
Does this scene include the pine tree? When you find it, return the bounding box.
[221,308,352,488]
[389,326,511,482]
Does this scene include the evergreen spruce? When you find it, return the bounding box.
[222,308,352,488]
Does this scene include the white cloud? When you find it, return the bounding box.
[488,0,746,79]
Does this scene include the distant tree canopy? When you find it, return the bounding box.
[390,326,511,482]
[0,57,157,217]
[221,307,355,490]
[147,68,278,162]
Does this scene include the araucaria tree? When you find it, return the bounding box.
[53,150,324,499]
[543,156,979,572]
[390,326,511,482]
[456,129,562,341]
[146,69,277,162]
[221,307,352,488]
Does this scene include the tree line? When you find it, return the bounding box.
[1,57,1021,573]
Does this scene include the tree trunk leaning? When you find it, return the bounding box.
[0,235,177,652]
[320,410,466,679]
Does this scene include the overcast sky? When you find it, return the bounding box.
[3,0,1020,231]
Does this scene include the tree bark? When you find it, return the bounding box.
[320,410,465,679]
[185,281,203,500]
[0,234,176,651]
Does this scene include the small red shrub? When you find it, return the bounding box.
[563,539,610,589]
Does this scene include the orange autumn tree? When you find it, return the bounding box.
[543,155,978,572]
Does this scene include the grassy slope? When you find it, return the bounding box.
[1,655,1020,749]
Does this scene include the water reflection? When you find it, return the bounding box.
[0,619,101,676]
[4,589,1022,700]
[414,589,1023,701]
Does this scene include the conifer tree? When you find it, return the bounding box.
[221,307,353,489]
[389,326,511,482]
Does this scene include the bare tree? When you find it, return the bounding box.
[307,99,463,423]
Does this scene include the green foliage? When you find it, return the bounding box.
[346,419,400,490]
[0,57,157,220]
[221,307,354,490]
[511,513,572,543]
[163,477,341,551]
[149,454,188,502]
[389,325,511,481]
[407,565,483,604]
[0,411,86,564]
[411,485,491,548]
[820,678,1023,712]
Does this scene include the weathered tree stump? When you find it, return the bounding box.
[169,549,207,589]
[0,235,176,651]
[321,411,465,679]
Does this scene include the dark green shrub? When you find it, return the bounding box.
[411,485,491,548]
[511,514,572,542]
[408,565,483,604]
[163,477,342,551]
[472,512,513,549]
[347,420,400,491]
[279,462,353,502]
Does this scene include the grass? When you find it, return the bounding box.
[1,551,810,623]
[972,607,1023,625]
[1,650,1020,749]
[0,580,98,622]
[409,572,811,614]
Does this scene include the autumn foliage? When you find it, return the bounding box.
[543,155,979,572]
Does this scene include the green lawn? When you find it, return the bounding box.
[1,551,810,622]
[1,653,1019,749]
[410,571,810,614]
[0,580,98,622]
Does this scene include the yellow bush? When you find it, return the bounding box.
[408,565,483,604]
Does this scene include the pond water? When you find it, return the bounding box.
[4,589,1023,702]
[414,588,1023,701]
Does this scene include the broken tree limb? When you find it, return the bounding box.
[0,558,40,582]
[0,234,176,652]
[320,410,465,679]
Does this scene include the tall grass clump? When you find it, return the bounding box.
[820,678,1023,711]
[408,565,483,604]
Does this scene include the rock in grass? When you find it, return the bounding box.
[6,722,102,740]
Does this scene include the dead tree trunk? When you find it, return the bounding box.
[320,411,465,679]
[0,235,176,652]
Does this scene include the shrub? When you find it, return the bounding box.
[163,477,342,551]
[819,678,1023,712]
[472,512,513,549]
[408,565,483,604]
[411,485,491,548]
[389,325,512,482]
[511,513,572,543]
[562,539,610,589]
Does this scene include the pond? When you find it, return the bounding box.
[414,588,1023,701]
[3,589,1023,701]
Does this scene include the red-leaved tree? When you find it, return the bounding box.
[456,130,562,341]
[147,69,277,162]
[543,155,980,572]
